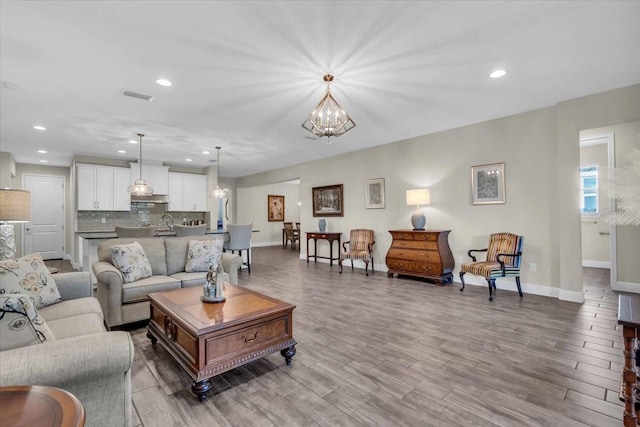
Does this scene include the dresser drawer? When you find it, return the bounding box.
[412,233,438,241]
[386,258,442,275]
[392,240,438,251]
[387,248,440,262]
[204,316,289,363]
[389,231,415,241]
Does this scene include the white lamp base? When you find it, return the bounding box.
[411,210,426,231]
[0,223,17,260]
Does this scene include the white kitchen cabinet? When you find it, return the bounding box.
[130,163,169,195]
[77,164,132,211]
[167,172,207,211]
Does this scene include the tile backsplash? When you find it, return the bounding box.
[77,203,210,231]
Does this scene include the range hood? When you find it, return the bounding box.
[130,194,170,204]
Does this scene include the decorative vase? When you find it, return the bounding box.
[318,219,326,232]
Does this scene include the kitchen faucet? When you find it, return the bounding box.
[161,213,174,231]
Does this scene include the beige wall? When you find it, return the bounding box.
[581,121,640,287]
[0,152,17,188]
[237,83,640,302]
[237,182,300,245]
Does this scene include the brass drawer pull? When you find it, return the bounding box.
[242,331,261,343]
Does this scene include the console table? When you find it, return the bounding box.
[385,229,454,284]
[618,293,640,426]
[306,232,341,266]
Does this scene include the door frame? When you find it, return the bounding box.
[579,133,616,287]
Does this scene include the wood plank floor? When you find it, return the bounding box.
[127,246,625,426]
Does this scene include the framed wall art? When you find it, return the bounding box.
[471,162,505,205]
[267,195,285,221]
[312,184,344,217]
[364,178,385,209]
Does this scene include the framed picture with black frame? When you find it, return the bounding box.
[312,184,344,217]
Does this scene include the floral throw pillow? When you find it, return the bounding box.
[0,253,63,308]
[110,242,153,283]
[0,295,56,351]
[185,239,224,272]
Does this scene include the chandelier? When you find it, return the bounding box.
[302,74,355,142]
[127,133,154,196]
[210,146,229,199]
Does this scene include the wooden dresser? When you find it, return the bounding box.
[385,230,454,284]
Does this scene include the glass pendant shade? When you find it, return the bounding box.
[302,74,355,141]
[209,146,229,199]
[128,133,154,196]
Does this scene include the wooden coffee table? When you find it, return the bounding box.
[0,385,85,427]
[146,283,296,401]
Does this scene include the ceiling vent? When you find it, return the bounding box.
[123,90,153,101]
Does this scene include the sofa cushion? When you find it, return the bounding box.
[0,295,56,351]
[111,242,153,283]
[0,253,62,308]
[185,239,224,272]
[46,312,106,340]
[122,275,180,304]
[39,297,104,323]
[171,271,230,288]
[165,235,222,275]
[98,238,168,276]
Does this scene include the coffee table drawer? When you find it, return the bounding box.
[205,316,289,363]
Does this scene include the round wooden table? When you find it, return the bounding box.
[0,385,85,427]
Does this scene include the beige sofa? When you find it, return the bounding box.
[0,271,134,427]
[93,235,243,328]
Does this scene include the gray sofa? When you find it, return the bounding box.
[0,271,134,427]
[93,235,243,328]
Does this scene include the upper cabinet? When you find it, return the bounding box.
[129,163,169,195]
[77,164,131,211]
[167,172,207,211]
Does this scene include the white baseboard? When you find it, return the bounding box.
[582,260,611,269]
[613,281,640,293]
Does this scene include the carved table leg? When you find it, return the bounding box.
[192,378,213,402]
[622,325,638,426]
[281,345,296,366]
[146,331,157,345]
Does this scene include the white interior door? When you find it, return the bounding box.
[23,174,65,259]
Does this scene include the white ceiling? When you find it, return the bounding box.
[1,1,639,178]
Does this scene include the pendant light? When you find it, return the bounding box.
[302,74,355,143]
[127,133,154,196]
[210,146,229,199]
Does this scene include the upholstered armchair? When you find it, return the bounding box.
[459,232,524,301]
[339,229,375,276]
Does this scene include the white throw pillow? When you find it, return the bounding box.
[0,295,56,351]
[110,242,153,283]
[0,253,63,308]
[185,239,224,272]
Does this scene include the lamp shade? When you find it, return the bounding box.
[406,189,430,206]
[0,189,31,222]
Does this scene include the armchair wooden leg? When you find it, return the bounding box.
[459,272,466,292]
[515,276,523,297]
[351,260,354,271]
[371,257,374,275]
[339,259,343,274]
[364,261,369,276]
[487,278,495,301]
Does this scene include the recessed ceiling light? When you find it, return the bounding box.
[156,78,172,87]
[490,69,507,78]
[185,158,193,162]
[39,159,48,163]
[33,125,46,131]
[37,150,47,154]
[128,140,138,144]
[118,150,126,154]
[202,150,210,155]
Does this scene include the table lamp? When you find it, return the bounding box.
[0,189,31,260]
[406,189,430,230]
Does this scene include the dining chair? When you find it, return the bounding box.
[223,223,253,273]
[115,226,156,238]
[283,222,299,251]
[173,224,207,237]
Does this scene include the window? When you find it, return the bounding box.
[579,166,598,214]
